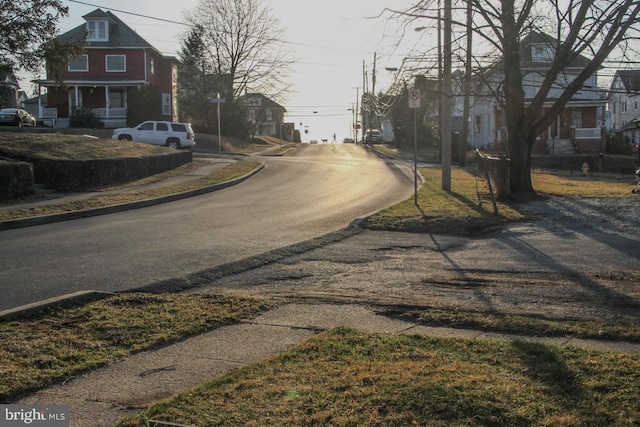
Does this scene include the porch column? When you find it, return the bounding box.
[74,86,80,111]
[104,86,110,119]
[37,85,42,118]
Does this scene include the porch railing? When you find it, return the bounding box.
[39,107,58,119]
[574,127,602,139]
[90,108,127,118]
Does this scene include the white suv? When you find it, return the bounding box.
[112,121,195,149]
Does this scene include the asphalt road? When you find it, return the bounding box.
[0,144,414,311]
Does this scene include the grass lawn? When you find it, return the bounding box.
[2,138,639,425]
[363,165,636,234]
[120,328,640,426]
[0,293,272,402]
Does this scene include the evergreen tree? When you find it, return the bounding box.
[177,25,214,130]
[126,85,162,126]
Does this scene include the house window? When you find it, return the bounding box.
[635,99,638,111]
[266,109,273,121]
[474,115,482,134]
[68,55,88,72]
[150,58,155,75]
[162,93,171,115]
[106,55,126,72]
[623,101,628,113]
[87,20,108,41]
[248,110,256,121]
[531,44,553,62]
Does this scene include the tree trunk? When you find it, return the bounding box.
[508,135,534,197]
[501,0,535,198]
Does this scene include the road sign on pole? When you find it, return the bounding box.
[408,88,421,109]
[215,93,223,158]
[409,88,420,205]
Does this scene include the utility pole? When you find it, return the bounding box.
[442,0,452,191]
[362,60,367,143]
[460,0,472,167]
[372,52,377,97]
[437,0,442,156]
[355,87,360,143]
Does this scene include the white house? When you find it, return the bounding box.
[469,31,607,154]
[609,69,640,146]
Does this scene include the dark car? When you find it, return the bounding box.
[365,129,382,143]
[0,108,36,127]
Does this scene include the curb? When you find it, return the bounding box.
[0,290,115,321]
[0,226,365,321]
[0,162,265,231]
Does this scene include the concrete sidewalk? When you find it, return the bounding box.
[15,302,640,427]
[6,147,640,426]
[0,156,262,231]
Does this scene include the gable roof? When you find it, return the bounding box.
[613,70,640,93]
[241,93,287,111]
[488,31,594,73]
[520,31,592,69]
[56,8,161,53]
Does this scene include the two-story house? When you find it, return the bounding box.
[33,8,178,128]
[0,68,21,108]
[609,70,640,146]
[470,31,607,154]
[241,93,289,138]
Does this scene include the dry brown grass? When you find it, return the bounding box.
[0,293,272,402]
[0,132,171,160]
[120,328,640,427]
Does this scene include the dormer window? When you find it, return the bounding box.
[531,44,554,62]
[87,20,109,41]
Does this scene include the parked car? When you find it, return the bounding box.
[112,121,195,149]
[365,129,382,144]
[342,137,355,143]
[0,108,36,127]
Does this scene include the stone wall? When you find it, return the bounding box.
[0,159,34,200]
[0,150,192,199]
[30,150,193,192]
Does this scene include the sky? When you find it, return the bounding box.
[41,0,422,141]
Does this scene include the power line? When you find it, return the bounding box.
[67,0,378,56]
[67,0,191,27]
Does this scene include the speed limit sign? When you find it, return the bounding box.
[408,88,421,109]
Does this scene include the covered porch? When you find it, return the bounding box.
[33,79,145,128]
[492,102,606,154]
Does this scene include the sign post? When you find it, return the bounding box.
[211,94,226,158]
[409,88,421,205]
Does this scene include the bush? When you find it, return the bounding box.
[606,132,633,156]
[69,108,102,128]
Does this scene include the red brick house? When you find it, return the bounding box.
[241,93,291,139]
[34,9,178,128]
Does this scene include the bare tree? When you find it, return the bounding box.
[0,0,75,73]
[390,0,640,197]
[183,0,294,101]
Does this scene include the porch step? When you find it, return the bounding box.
[53,118,70,128]
[33,184,56,195]
[547,139,575,155]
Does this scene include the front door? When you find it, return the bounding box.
[68,88,84,116]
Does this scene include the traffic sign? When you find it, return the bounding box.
[408,88,421,109]
[211,98,226,104]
